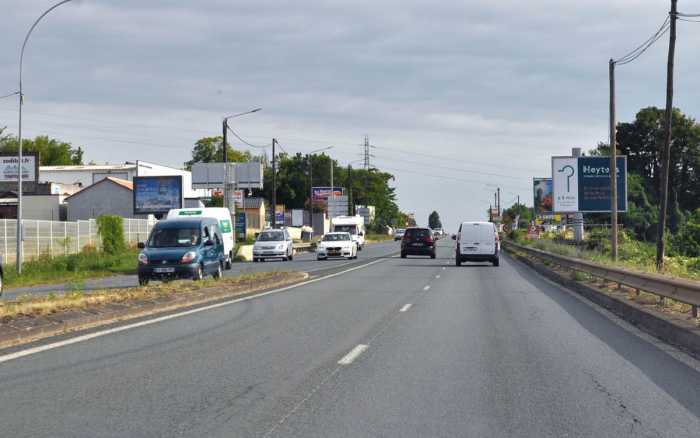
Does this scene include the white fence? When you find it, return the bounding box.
[0,218,156,265]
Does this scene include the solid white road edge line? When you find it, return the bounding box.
[0,258,387,365]
[399,303,413,312]
[337,344,369,365]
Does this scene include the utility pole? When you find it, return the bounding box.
[330,158,334,219]
[609,59,619,261]
[222,119,229,211]
[363,135,371,208]
[347,164,354,215]
[656,0,677,271]
[497,188,501,217]
[271,138,277,229]
[309,155,313,236]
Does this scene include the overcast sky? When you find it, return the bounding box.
[2,0,700,230]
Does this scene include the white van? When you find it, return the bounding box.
[453,221,500,266]
[331,215,366,250]
[167,207,235,269]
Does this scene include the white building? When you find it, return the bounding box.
[40,160,207,199]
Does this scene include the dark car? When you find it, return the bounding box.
[401,227,436,259]
[137,218,226,285]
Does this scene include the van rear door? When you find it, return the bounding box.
[460,222,496,255]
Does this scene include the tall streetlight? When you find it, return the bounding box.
[222,108,262,211]
[16,0,75,274]
[307,146,333,238]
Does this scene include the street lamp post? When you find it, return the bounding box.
[307,146,333,238]
[221,108,261,212]
[16,0,75,274]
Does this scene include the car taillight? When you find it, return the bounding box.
[424,237,433,244]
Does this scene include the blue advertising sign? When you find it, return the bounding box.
[577,156,627,212]
[235,212,246,239]
[133,176,183,215]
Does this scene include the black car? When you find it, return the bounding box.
[401,227,436,259]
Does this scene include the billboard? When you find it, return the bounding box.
[552,156,627,213]
[532,178,553,215]
[133,175,183,215]
[0,154,38,182]
[312,186,344,201]
[235,212,246,239]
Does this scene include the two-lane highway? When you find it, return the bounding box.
[1,240,700,437]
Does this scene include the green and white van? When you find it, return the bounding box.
[167,207,235,268]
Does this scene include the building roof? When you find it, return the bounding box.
[64,176,133,200]
[241,197,264,209]
[105,177,133,190]
[40,164,137,172]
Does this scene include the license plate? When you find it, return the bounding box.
[464,247,477,251]
[154,267,175,273]
[264,251,275,255]
[412,243,423,246]
[329,252,341,256]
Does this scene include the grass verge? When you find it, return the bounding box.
[0,271,299,320]
[5,247,139,289]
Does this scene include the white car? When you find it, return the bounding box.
[253,229,294,262]
[394,228,406,241]
[317,232,358,260]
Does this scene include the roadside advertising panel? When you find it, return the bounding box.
[532,178,553,215]
[0,154,38,182]
[232,190,244,206]
[312,186,344,201]
[133,175,183,215]
[552,157,580,213]
[577,156,627,212]
[275,204,285,224]
[552,156,627,213]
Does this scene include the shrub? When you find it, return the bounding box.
[96,215,126,255]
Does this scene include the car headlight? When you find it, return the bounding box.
[138,253,148,265]
[181,251,197,264]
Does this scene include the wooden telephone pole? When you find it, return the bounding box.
[656,0,678,270]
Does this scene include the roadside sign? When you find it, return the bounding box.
[552,156,627,213]
[235,212,246,239]
[233,190,244,206]
[533,178,553,215]
[312,187,344,201]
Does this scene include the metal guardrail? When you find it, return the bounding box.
[503,240,700,312]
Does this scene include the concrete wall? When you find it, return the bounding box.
[23,195,66,221]
[67,182,138,221]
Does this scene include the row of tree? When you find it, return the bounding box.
[0,127,84,165]
[185,135,409,230]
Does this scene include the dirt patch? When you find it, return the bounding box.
[0,271,308,350]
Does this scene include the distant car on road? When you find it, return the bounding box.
[401,227,436,259]
[454,221,500,267]
[394,228,406,241]
[316,232,357,260]
[137,217,226,285]
[253,229,294,262]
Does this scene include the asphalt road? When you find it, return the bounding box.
[1,240,700,437]
[3,241,399,300]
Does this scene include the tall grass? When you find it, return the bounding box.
[5,247,139,288]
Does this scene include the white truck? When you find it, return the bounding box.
[330,215,366,250]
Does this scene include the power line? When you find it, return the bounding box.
[677,12,700,17]
[614,16,670,66]
[0,91,19,100]
[226,125,267,149]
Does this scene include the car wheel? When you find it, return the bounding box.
[289,250,294,261]
[253,258,258,263]
[225,253,233,270]
[493,258,500,267]
[193,264,204,281]
[455,255,461,266]
[213,262,223,279]
[401,252,407,259]
[430,252,436,259]
[138,275,149,286]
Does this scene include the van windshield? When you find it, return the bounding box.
[148,227,200,248]
[334,225,357,234]
[323,234,351,241]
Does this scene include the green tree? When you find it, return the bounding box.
[0,132,84,165]
[428,211,442,229]
[184,136,252,170]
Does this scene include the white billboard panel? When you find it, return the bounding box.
[552,157,579,213]
[0,155,37,182]
[192,163,226,188]
[234,162,263,189]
